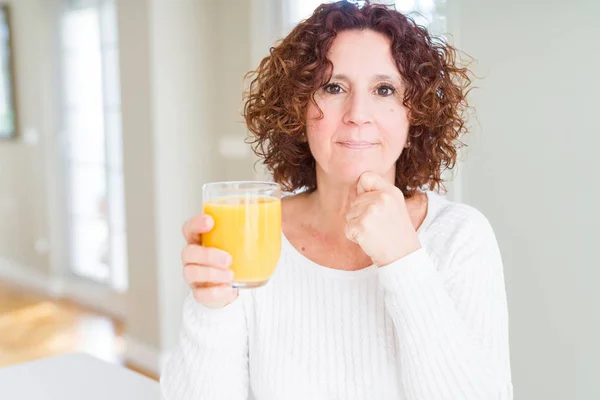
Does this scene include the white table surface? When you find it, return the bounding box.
[0,353,160,399]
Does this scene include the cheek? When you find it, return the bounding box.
[381,106,410,147]
[306,101,338,143]
[387,104,409,126]
[305,101,321,121]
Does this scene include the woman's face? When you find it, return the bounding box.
[306,29,409,186]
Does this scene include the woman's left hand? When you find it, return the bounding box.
[345,171,422,267]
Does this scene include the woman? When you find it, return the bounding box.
[161,2,513,399]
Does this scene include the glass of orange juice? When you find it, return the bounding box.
[202,181,282,289]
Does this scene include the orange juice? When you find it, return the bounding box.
[202,196,281,287]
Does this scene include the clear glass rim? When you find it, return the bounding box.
[203,180,280,189]
[202,181,281,199]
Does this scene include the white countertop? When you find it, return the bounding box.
[0,353,160,399]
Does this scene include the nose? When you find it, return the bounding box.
[343,92,373,126]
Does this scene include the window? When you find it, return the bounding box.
[60,0,127,291]
[396,0,447,35]
[286,1,446,34]
[285,0,335,29]
[0,6,16,139]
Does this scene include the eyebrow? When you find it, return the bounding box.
[330,73,402,83]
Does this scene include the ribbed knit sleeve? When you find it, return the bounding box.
[378,208,513,399]
[160,293,249,400]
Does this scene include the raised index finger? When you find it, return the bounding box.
[182,214,214,244]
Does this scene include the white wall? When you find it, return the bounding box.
[116,0,162,358]
[457,0,600,398]
[0,0,61,279]
[149,0,216,365]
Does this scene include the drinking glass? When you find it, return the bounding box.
[202,181,282,288]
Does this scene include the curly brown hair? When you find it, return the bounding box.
[243,1,472,197]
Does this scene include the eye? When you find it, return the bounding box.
[323,83,344,94]
[376,85,396,97]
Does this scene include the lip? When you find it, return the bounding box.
[337,141,378,149]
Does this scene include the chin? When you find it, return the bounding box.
[332,164,388,184]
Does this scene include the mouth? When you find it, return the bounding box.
[336,141,379,150]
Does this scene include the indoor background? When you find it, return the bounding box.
[0,0,598,399]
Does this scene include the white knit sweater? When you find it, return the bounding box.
[160,192,513,400]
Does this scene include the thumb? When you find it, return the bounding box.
[356,171,388,195]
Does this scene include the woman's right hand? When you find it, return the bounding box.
[181,214,238,308]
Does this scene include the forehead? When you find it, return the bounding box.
[327,30,398,75]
